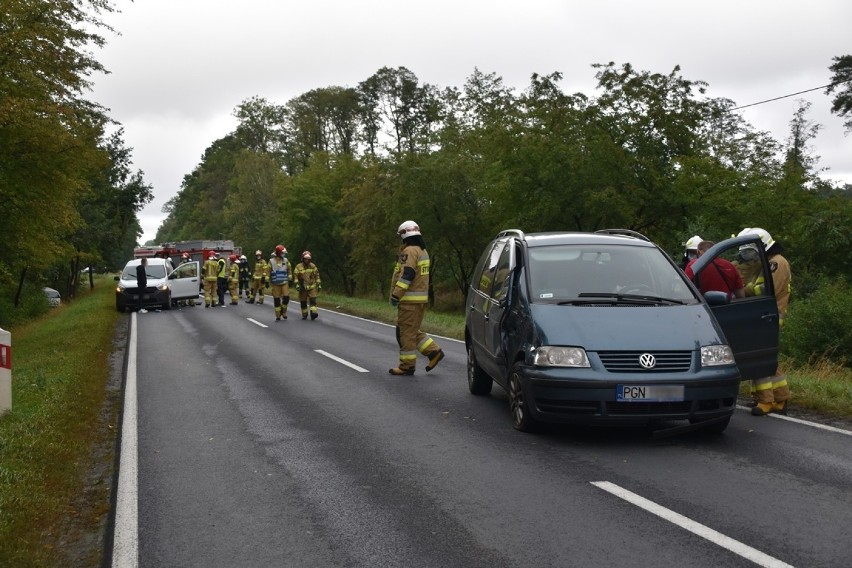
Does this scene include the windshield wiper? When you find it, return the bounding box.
[558,292,687,306]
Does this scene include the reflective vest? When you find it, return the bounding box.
[269,256,291,285]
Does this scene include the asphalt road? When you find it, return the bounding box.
[119,297,852,568]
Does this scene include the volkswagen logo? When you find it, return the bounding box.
[639,353,656,369]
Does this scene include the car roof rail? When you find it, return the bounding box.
[594,228,651,242]
[497,229,525,240]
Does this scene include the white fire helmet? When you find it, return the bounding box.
[397,220,421,240]
[737,227,775,250]
[684,235,703,251]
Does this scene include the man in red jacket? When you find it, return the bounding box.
[684,240,745,300]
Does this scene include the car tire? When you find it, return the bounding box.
[116,303,125,312]
[467,345,493,395]
[161,292,171,311]
[508,363,537,432]
[689,415,731,434]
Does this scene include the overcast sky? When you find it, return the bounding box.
[90,0,852,244]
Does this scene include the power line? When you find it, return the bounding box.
[730,78,852,111]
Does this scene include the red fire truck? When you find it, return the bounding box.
[134,240,243,265]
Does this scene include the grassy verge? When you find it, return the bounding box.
[320,293,852,420]
[0,278,121,567]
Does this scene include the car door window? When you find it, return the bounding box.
[491,243,513,302]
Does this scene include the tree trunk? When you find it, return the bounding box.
[14,266,28,308]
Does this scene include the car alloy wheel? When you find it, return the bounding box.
[467,345,493,395]
[508,364,536,432]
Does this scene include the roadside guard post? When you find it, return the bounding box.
[0,327,10,415]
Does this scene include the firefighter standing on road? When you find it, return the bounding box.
[295,250,322,320]
[388,220,444,376]
[228,254,240,305]
[269,245,293,321]
[248,250,268,304]
[238,254,251,299]
[203,252,219,307]
[216,253,228,307]
[738,227,792,416]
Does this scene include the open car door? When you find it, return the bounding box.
[691,236,779,380]
[168,261,201,302]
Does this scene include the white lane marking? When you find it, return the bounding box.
[591,481,794,568]
[315,349,370,373]
[247,318,268,328]
[113,313,139,567]
[736,406,851,436]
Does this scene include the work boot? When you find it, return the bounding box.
[247,299,255,304]
[310,312,318,320]
[771,400,789,415]
[751,402,773,416]
[302,314,308,320]
[388,367,415,376]
[425,350,445,372]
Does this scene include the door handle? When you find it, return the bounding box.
[761,313,778,321]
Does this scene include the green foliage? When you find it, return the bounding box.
[826,54,852,133]
[0,0,152,314]
[782,279,852,367]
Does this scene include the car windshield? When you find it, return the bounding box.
[121,263,167,280]
[527,244,696,303]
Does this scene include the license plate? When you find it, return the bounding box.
[617,384,684,402]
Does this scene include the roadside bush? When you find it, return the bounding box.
[0,286,52,328]
[781,278,852,367]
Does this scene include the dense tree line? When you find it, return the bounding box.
[156,62,852,307]
[0,0,152,322]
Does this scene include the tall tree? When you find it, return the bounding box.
[0,0,118,300]
[826,55,852,134]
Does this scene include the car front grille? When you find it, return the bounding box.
[126,286,156,295]
[605,401,693,415]
[596,350,692,373]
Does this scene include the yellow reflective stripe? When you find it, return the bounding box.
[399,353,417,362]
[772,376,788,389]
[753,382,773,392]
[396,281,411,290]
[400,293,428,302]
[418,337,435,352]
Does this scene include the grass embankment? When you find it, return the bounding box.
[319,293,852,420]
[0,278,121,567]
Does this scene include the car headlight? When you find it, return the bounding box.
[158,283,168,291]
[533,346,590,367]
[700,345,735,367]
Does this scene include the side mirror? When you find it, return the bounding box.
[703,291,730,306]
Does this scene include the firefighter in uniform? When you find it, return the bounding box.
[203,252,219,307]
[269,245,293,321]
[216,253,228,307]
[228,254,240,305]
[388,220,444,376]
[248,250,267,304]
[238,255,251,299]
[738,228,792,416]
[294,250,322,320]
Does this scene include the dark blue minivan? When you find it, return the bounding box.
[464,229,779,433]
